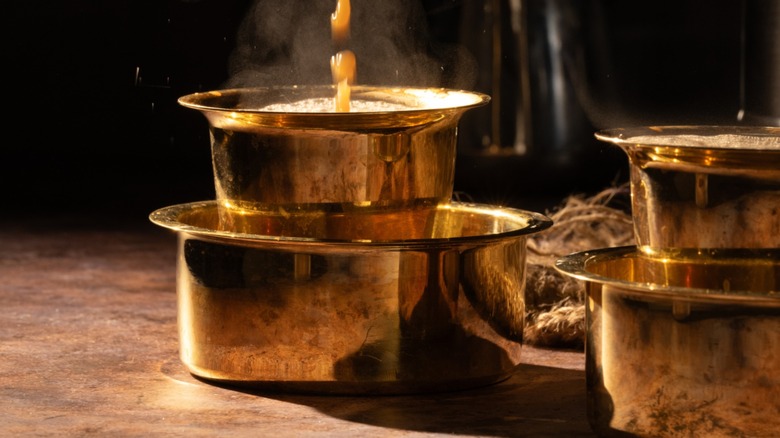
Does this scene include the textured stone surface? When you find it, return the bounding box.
[0,216,591,437]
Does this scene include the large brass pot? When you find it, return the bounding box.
[150,201,551,394]
[556,246,780,437]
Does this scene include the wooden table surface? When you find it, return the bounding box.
[1,213,593,437]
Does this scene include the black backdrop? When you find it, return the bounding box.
[6,0,743,224]
[7,0,251,221]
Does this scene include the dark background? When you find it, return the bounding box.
[6,0,745,225]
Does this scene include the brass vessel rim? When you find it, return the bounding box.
[595,125,780,151]
[555,245,780,304]
[149,201,552,250]
[178,85,491,115]
[595,125,780,175]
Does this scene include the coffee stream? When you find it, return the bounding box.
[330,0,355,112]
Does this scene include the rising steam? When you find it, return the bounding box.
[224,0,476,89]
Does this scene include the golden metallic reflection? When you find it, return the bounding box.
[556,246,780,437]
[177,86,489,215]
[596,125,780,256]
[150,201,551,394]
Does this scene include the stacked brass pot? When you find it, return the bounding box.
[556,126,780,437]
[150,85,553,394]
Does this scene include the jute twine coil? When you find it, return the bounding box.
[524,184,634,348]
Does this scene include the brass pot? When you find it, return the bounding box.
[150,201,551,394]
[595,125,780,257]
[556,246,780,437]
[178,86,489,214]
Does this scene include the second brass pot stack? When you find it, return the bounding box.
[556,125,780,437]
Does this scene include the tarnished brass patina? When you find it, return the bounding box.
[150,201,551,394]
[178,86,490,214]
[556,246,780,437]
[595,125,780,257]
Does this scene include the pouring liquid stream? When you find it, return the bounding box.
[331,0,354,112]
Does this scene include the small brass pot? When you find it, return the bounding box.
[150,201,551,394]
[178,86,489,214]
[556,246,780,437]
[595,125,780,257]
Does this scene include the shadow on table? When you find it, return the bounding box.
[198,363,593,437]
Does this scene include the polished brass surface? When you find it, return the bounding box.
[150,201,552,394]
[178,86,489,213]
[595,125,780,257]
[556,246,780,437]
